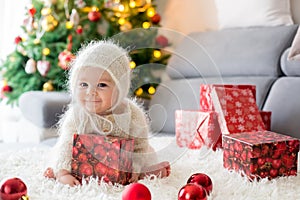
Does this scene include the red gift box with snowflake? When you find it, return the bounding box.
[71,134,134,185]
[200,84,256,112]
[175,110,222,150]
[211,87,266,134]
[223,131,299,180]
[259,111,272,130]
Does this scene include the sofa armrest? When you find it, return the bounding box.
[280,47,300,76]
[19,91,71,128]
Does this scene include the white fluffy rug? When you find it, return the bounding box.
[1,136,300,200]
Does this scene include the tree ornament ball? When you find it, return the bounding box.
[88,11,101,22]
[151,13,161,24]
[122,183,151,200]
[155,35,168,48]
[43,81,54,92]
[178,183,207,200]
[1,85,13,93]
[187,173,213,195]
[0,177,27,200]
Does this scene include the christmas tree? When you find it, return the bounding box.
[0,0,170,105]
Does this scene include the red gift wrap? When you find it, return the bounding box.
[259,111,272,131]
[175,110,206,149]
[211,87,266,134]
[71,134,134,185]
[200,84,256,112]
[223,131,299,180]
[175,110,222,150]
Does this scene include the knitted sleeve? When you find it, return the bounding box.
[129,101,158,173]
[48,108,76,174]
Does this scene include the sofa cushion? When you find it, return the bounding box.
[19,91,71,128]
[262,77,300,139]
[166,25,298,79]
[215,0,293,29]
[280,47,300,76]
[149,76,276,134]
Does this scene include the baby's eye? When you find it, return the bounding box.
[97,83,108,88]
[79,82,88,87]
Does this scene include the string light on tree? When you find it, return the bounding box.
[130,61,136,69]
[148,86,156,95]
[153,50,161,59]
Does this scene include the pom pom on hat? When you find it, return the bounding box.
[69,40,131,109]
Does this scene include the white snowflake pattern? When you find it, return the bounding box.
[238,116,245,123]
[232,91,239,97]
[225,94,233,101]
[208,124,215,131]
[237,124,245,131]
[248,97,255,103]
[235,101,242,107]
[248,114,255,121]
[230,117,237,123]
[249,106,256,112]
[241,89,250,96]
[236,109,243,115]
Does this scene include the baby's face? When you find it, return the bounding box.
[75,67,118,115]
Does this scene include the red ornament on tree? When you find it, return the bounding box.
[58,50,75,70]
[14,36,22,44]
[76,26,83,34]
[88,11,102,22]
[187,173,213,195]
[0,177,27,200]
[155,35,168,48]
[122,183,151,200]
[1,85,13,93]
[178,183,207,200]
[28,7,36,17]
[151,13,161,24]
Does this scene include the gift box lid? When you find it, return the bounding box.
[223,131,299,146]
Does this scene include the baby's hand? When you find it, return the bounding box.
[58,174,81,186]
[56,169,80,186]
[44,167,55,179]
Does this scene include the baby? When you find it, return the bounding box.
[44,40,170,186]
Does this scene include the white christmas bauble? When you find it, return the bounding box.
[25,58,37,74]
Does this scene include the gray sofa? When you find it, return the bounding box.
[19,24,300,144]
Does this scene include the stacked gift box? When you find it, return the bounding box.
[176,84,271,150]
[176,84,299,180]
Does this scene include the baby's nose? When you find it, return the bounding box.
[87,86,97,95]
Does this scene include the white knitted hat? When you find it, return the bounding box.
[69,40,131,110]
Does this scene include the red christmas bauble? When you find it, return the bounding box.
[88,11,101,22]
[122,183,151,200]
[155,35,168,48]
[178,183,207,200]
[151,13,161,24]
[187,173,213,195]
[0,178,27,200]
[14,36,22,44]
[1,85,13,93]
[28,7,36,17]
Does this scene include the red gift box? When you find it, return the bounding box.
[200,84,256,112]
[223,131,299,180]
[71,134,134,185]
[260,111,272,130]
[175,110,206,149]
[211,87,266,134]
[175,110,222,150]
